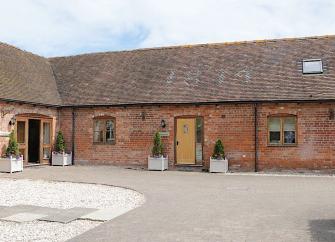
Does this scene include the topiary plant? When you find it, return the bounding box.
[6,131,19,157]
[212,139,225,159]
[151,132,163,157]
[55,131,66,153]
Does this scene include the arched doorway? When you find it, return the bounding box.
[15,113,53,165]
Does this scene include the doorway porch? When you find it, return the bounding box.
[15,114,53,165]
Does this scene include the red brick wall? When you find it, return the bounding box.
[60,104,255,171]
[257,103,335,171]
[2,101,334,171]
[60,102,335,172]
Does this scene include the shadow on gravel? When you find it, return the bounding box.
[309,219,335,242]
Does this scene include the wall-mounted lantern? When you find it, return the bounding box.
[9,116,16,126]
[160,119,166,128]
[140,112,146,120]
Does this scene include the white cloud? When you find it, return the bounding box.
[0,0,334,57]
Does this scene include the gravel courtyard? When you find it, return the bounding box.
[1,166,335,242]
[0,178,144,242]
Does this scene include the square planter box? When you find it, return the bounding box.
[52,152,72,166]
[210,157,228,173]
[0,156,23,173]
[148,156,168,171]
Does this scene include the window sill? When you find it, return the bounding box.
[93,142,116,145]
[267,144,297,147]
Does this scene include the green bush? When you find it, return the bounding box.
[6,131,19,157]
[212,139,225,159]
[151,132,163,157]
[55,131,66,153]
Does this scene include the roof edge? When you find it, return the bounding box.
[48,34,335,59]
[60,99,335,108]
[0,98,61,108]
[2,98,334,109]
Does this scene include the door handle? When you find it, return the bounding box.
[176,141,179,146]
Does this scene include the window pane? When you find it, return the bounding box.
[43,123,50,145]
[303,60,323,74]
[284,131,296,144]
[17,121,25,143]
[94,120,104,142]
[195,118,203,163]
[284,117,296,144]
[196,118,203,143]
[269,117,281,144]
[105,120,115,142]
[270,132,281,144]
[284,117,296,131]
[94,131,103,142]
[43,148,51,159]
[269,117,280,131]
[19,149,25,160]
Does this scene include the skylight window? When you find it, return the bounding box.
[302,59,323,74]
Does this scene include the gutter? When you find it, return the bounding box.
[0,98,61,108]
[254,103,258,172]
[1,98,335,109]
[71,108,76,165]
[60,98,335,109]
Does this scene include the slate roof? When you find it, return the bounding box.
[0,42,61,106]
[1,35,335,106]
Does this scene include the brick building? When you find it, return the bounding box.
[0,35,334,171]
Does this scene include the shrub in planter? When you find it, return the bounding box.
[148,132,168,171]
[52,131,72,166]
[152,131,163,157]
[55,131,66,153]
[210,139,228,173]
[0,131,23,173]
[6,131,20,158]
[212,139,225,159]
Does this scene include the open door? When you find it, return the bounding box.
[15,114,53,165]
[28,119,40,163]
[16,118,28,163]
[40,120,52,164]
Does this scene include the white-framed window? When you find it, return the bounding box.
[302,59,323,74]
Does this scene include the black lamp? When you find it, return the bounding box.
[161,119,166,128]
[9,117,16,126]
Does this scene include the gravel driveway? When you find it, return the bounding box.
[0,178,144,242]
[2,166,335,242]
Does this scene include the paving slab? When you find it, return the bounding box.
[0,205,63,218]
[39,207,97,224]
[81,207,131,221]
[1,212,47,223]
[0,205,35,218]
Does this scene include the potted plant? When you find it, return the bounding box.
[148,132,168,171]
[210,139,228,173]
[0,131,23,173]
[52,131,72,166]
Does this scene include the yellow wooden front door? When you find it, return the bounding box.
[176,118,196,164]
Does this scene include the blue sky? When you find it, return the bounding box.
[0,0,334,57]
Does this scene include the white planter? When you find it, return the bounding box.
[52,152,72,166]
[210,157,228,173]
[148,156,168,171]
[0,156,23,173]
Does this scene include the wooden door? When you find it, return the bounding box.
[176,118,196,164]
[16,118,28,163]
[40,120,52,164]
